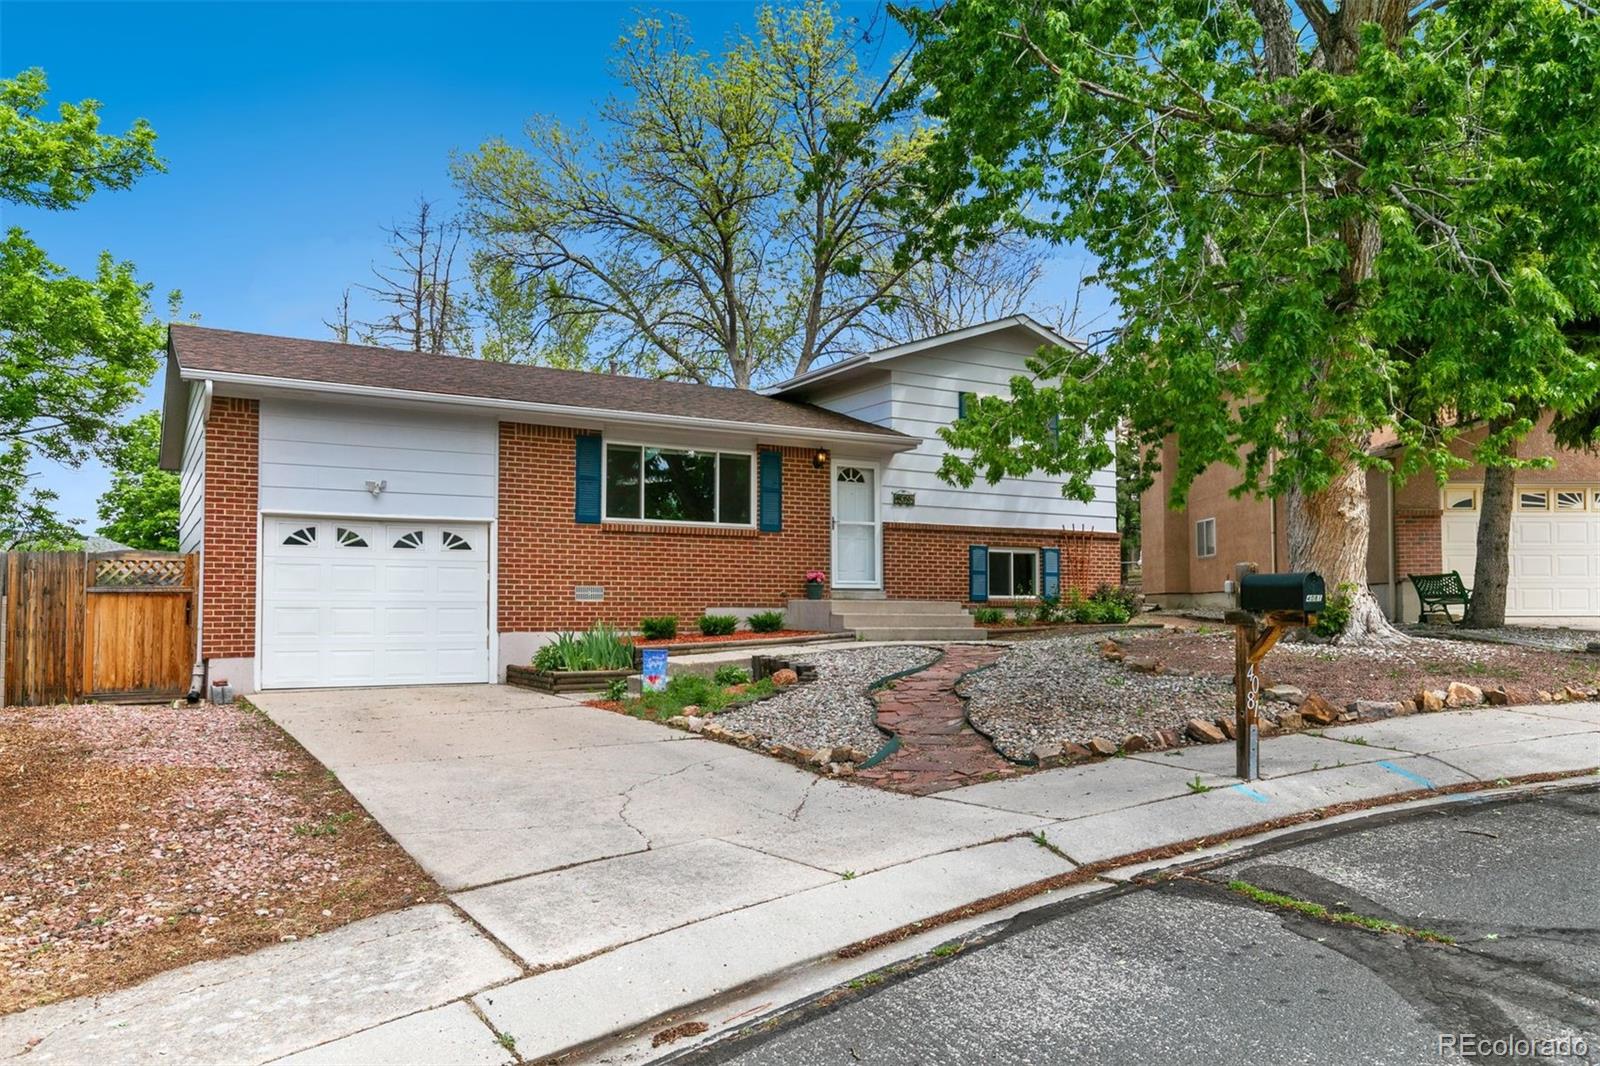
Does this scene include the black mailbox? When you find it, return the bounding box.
[1239,571,1325,617]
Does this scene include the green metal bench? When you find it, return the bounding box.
[1409,571,1472,624]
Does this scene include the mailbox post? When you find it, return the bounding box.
[1225,567,1325,780]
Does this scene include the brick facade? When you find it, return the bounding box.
[497,422,832,630]
[201,397,259,659]
[1394,510,1443,577]
[884,522,1121,605]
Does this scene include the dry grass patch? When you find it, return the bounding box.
[0,700,440,1014]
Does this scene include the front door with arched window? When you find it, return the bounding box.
[831,461,881,589]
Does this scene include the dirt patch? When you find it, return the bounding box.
[0,701,440,1015]
[1117,629,1600,707]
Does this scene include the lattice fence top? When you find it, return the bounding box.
[92,556,190,588]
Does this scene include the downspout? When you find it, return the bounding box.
[1387,475,1398,621]
[188,379,214,702]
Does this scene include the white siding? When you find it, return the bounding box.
[258,399,498,520]
[178,383,207,553]
[824,330,1117,531]
[801,371,893,428]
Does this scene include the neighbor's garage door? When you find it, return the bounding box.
[261,517,490,688]
[1441,486,1600,618]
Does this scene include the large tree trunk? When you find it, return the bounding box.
[1287,460,1407,644]
[1464,458,1515,628]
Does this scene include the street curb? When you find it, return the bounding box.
[663,774,1600,1064]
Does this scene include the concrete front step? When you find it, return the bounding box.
[851,626,987,641]
[826,599,970,613]
[830,613,977,629]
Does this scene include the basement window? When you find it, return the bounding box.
[988,548,1039,598]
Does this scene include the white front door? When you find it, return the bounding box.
[831,462,880,589]
[260,517,491,688]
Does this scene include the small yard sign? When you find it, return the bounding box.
[640,647,669,692]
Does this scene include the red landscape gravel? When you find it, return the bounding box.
[0,701,439,1014]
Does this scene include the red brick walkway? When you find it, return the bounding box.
[854,645,1023,796]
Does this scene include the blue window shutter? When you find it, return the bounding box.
[969,545,989,602]
[574,434,602,524]
[1041,547,1060,599]
[958,391,975,419]
[758,451,783,532]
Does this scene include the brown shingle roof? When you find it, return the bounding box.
[168,324,909,440]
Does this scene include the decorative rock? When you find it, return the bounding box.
[1348,699,1402,720]
[1088,736,1119,756]
[1484,688,1510,706]
[1264,684,1305,704]
[680,705,701,716]
[1564,684,1591,702]
[1298,693,1340,726]
[1536,689,1553,702]
[830,762,855,777]
[1157,728,1182,749]
[1062,741,1093,761]
[667,715,691,728]
[1185,718,1226,744]
[1126,656,1162,674]
[1217,716,1237,740]
[1501,684,1536,705]
[1031,741,1065,763]
[1416,689,1446,713]
[1121,733,1149,753]
[703,723,728,738]
[1100,639,1125,662]
[1446,681,1484,707]
[771,668,800,687]
[1276,711,1305,732]
[684,716,706,732]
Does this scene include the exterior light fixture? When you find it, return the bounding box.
[813,447,830,469]
[365,479,388,497]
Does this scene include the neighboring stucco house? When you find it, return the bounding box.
[159,317,1119,692]
[1141,416,1600,623]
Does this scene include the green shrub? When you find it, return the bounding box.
[663,673,718,706]
[697,613,738,636]
[1312,582,1357,637]
[1012,604,1036,625]
[532,623,633,671]
[640,615,679,640]
[1036,594,1061,624]
[972,606,1005,625]
[713,664,751,686]
[604,678,629,701]
[747,610,786,633]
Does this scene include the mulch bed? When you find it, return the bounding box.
[1116,629,1600,708]
[632,629,821,646]
[0,701,439,1015]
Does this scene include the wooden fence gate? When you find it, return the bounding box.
[3,551,197,706]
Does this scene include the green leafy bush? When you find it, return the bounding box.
[747,610,786,633]
[532,623,633,671]
[713,664,750,686]
[640,615,679,640]
[697,613,738,636]
[1312,582,1357,637]
[1012,604,1036,625]
[1036,594,1061,624]
[604,678,629,701]
[664,673,719,706]
[972,606,1004,624]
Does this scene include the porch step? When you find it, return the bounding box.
[829,611,976,629]
[852,626,988,642]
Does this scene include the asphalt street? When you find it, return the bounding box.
[683,786,1600,1066]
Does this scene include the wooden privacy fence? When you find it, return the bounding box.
[3,551,197,707]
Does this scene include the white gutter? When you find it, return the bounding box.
[180,367,918,450]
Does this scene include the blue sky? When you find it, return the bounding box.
[6,1,1100,529]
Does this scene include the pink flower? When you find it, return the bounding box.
[804,570,827,583]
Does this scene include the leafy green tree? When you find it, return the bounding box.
[455,1,1033,388]
[890,0,1600,641]
[1,68,167,537]
[0,442,80,549]
[96,411,178,551]
[472,257,604,369]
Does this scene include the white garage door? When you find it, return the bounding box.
[1440,485,1600,619]
[261,517,490,688]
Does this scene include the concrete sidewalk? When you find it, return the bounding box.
[2,691,1595,1065]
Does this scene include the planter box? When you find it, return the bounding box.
[630,632,852,662]
[506,664,632,694]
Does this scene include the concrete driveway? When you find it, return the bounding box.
[254,685,1043,964]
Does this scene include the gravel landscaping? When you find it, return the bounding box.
[712,645,942,756]
[960,632,1233,760]
[1398,622,1600,653]
[1,701,439,1014]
